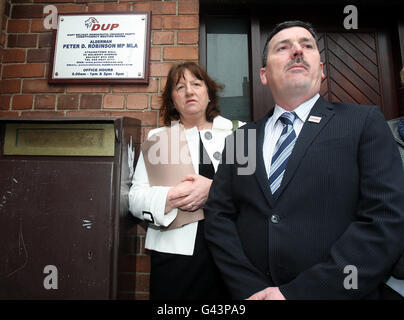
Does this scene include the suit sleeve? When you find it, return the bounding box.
[204,135,270,299]
[279,106,404,299]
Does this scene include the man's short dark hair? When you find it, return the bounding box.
[262,20,318,67]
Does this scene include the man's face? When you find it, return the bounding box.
[260,26,325,103]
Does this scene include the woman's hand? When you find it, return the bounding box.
[164,180,193,213]
[165,174,213,213]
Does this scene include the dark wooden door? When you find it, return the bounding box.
[252,22,399,120]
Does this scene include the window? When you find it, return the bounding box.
[206,17,251,122]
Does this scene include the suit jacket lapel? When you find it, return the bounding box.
[275,97,335,199]
[254,108,275,208]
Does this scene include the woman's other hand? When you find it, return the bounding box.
[165,174,213,213]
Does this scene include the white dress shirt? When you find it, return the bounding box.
[129,115,244,256]
[263,93,320,178]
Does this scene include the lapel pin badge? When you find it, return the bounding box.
[308,115,322,123]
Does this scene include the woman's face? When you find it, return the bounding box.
[171,69,210,121]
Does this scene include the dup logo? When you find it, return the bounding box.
[43,6,120,31]
[85,17,120,31]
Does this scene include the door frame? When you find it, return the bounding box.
[200,2,403,120]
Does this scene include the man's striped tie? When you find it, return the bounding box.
[269,112,297,198]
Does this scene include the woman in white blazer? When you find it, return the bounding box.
[129,62,244,299]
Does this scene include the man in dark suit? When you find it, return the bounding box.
[204,20,404,299]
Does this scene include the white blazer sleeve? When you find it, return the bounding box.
[128,150,178,227]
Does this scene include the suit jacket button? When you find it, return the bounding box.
[271,214,280,224]
[204,131,212,140]
[213,151,221,160]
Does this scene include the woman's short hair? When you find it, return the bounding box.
[160,62,222,126]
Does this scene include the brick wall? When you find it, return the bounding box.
[0,0,199,300]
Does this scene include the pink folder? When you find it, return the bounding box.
[141,124,204,230]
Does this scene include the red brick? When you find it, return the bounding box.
[80,95,103,109]
[150,47,161,61]
[112,79,158,93]
[163,16,199,30]
[163,46,198,60]
[2,10,6,28]
[125,234,137,254]
[2,49,26,63]
[33,0,75,3]
[159,114,165,127]
[127,94,148,110]
[135,255,150,273]
[3,64,45,78]
[135,273,150,292]
[35,95,56,110]
[133,111,158,126]
[23,79,64,93]
[55,4,86,14]
[12,94,33,110]
[27,48,50,63]
[57,95,79,110]
[7,20,30,33]
[103,94,124,109]
[160,77,167,92]
[136,223,147,236]
[65,111,158,126]
[178,0,199,14]
[75,0,108,2]
[19,111,65,118]
[140,128,154,143]
[38,33,53,48]
[109,111,158,126]
[11,5,44,19]
[149,62,173,77]
[8,34,37,48]
[0,95,11,110]
[1,11,6,29]
[134,2,176,15]
[65,111,108,117]
[135,292,150,300]
[31,19,49,33]
[88,3,130,12]
[178,30,198,44]
[151,94,161,110]
[153,31,174,45]
[66,85,110,93]
[0,79,21,93]
[0,111,20,118]
[152,15,163,30]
